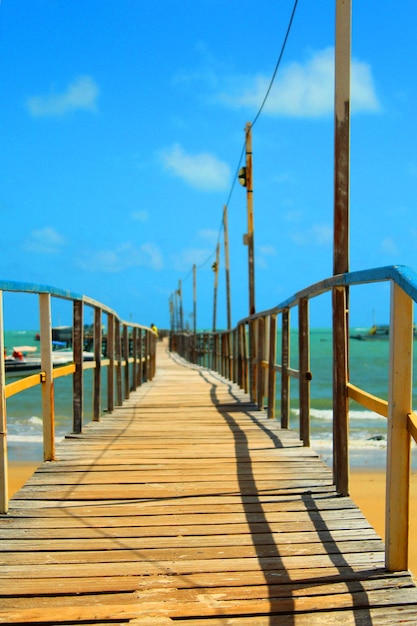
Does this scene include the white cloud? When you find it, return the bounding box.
[26,75,99,118]
[258,244,278,270]
[160,143,230,191]
[216,47,380,118]
[284,210,303,223]
[131,210,149,223]
[24,227,65,254]
[171,247,213,272]
[197,229,219,245]
[78,242,163,273]
[140,243,164,270]
[380,237,399,256]
[290,223,332,246]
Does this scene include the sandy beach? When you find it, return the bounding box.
[350,469,417,579]
[6,462,417,579]
[8,461,40,499]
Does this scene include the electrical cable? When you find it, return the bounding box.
[252,0,299,128]
[177,0,299,288]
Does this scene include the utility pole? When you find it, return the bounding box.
[178,280,184,332]
[223,205,232,330]
[193,264,197,335]
[333,0,351,497]
[169,296,174,332]
[239,121,256,400]
[241,122,255,316]
[212,242,220,332]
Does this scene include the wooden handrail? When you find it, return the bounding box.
[172,264,417,572]
[0,282,157,514]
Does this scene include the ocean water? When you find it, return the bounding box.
[4,329,417,470]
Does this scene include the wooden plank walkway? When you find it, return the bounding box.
[1,342,417,625]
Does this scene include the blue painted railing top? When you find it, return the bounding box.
[239,265,417,323]
[0,279,150,328]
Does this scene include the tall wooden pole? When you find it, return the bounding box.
[0,291,8,513]
[245,122,255,316]
[169,296,174,332]
[178,280,183,331]
[244,122,256,400]
[193,264,197,335]
[223,205,232,330]
[212,242,220,332]
[333,0,351,496]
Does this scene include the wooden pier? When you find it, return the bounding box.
[1,341,417,625]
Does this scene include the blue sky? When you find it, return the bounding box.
[1,1,417,330]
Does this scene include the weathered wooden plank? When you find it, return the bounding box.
[4,495,361,516]
[0,530,380,552]
[0,506,369,528]
[0,517,374,538]
[2,586,417,623]
[1,538,385,565]
[0,568,410,596]
[0,552,388,579]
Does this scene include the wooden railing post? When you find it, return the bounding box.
[93,307,102,421]
[256,317,265,410]
[115,319,123,405]
[243,323,249,394]
[123,324,129,399]
[39,293,55,460]
[281,309,290,428]
[299,298,311,446]
[249,319,257,402]
[138,328,143,387]
[150,331,156,380]
[144,330,150,382]
[131,327,138,392]
[227,332,231,380]
[386,283,413,571]
[107,313,115,413]
[0,291,8,513]
[73,299,84,434]
[267,314,277,419]
[332,285,349,495]
[232,329,238,383]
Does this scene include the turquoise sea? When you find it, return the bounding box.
[4,328,417,471]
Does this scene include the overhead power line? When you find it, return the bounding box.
[180,0,299,286]
[252,0,299,128]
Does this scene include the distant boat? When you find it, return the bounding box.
[5,345,94,376]
[350,324,417,341]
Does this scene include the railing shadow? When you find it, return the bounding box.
[198,366,374,624]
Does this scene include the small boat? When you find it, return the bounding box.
[350,324,417,341]
[4,345,94,376]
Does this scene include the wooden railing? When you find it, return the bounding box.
[0,281,157,514]
[172,264,417,572]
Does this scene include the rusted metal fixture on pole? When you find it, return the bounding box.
[333,0,351,496]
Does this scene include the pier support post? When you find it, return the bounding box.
[267,314,277,419]
[73,299,84,434]
[39,293,55,460]
[332,0,351,496]
[93,307,102,421]
[386,283,412,571]
[107,313,115,412]
[0,291,8,513]
[299,298,311,446]
[281,309,290,429]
